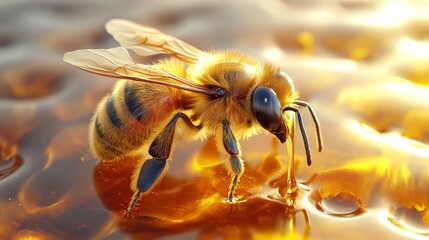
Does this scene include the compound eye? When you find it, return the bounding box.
[251,86,282,132]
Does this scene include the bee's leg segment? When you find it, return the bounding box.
[135,157,166,194]
[125,112,201,217]
[222,119,244,202]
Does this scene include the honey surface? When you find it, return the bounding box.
[1,0,429,239]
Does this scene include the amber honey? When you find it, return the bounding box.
[1,1,429,239]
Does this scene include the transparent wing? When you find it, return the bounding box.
[105,19,205,63]
[63,47,216,95]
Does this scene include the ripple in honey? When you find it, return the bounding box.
[0,139,21,180]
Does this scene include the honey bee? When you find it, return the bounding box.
[63,19,323,217]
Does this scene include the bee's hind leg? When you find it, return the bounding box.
[124,112,201,218]
[222,120,244,203]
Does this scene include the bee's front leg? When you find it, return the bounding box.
[125,112,201,218]
[222,119,244,203]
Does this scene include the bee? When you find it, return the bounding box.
[63,19,323,217]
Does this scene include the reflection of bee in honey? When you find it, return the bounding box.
[64,19,323,217]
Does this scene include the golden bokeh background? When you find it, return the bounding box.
[1,0,429,239]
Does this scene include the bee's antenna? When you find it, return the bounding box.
[283,107,312,166]
[293,100,323,152]
[282,101,323,166]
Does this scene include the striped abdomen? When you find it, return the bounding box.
[89,80,182,161]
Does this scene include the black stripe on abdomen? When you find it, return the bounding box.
[106,94,124,128]
[124,82,147,121]
[94,117,123,155]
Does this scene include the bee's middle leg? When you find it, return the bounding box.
[222,119,244,202]
[125,112,201,217]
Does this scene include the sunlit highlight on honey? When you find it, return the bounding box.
[398,37,429,58]
[384,81,429,98]
[365,2,412,26]
[350,121,429,157]
[1,0,429,239]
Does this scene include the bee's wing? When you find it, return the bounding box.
[63,47,134,78]
[105,19,204,63]
[63,47,216,96]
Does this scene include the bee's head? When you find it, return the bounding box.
[251,86,287,143]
